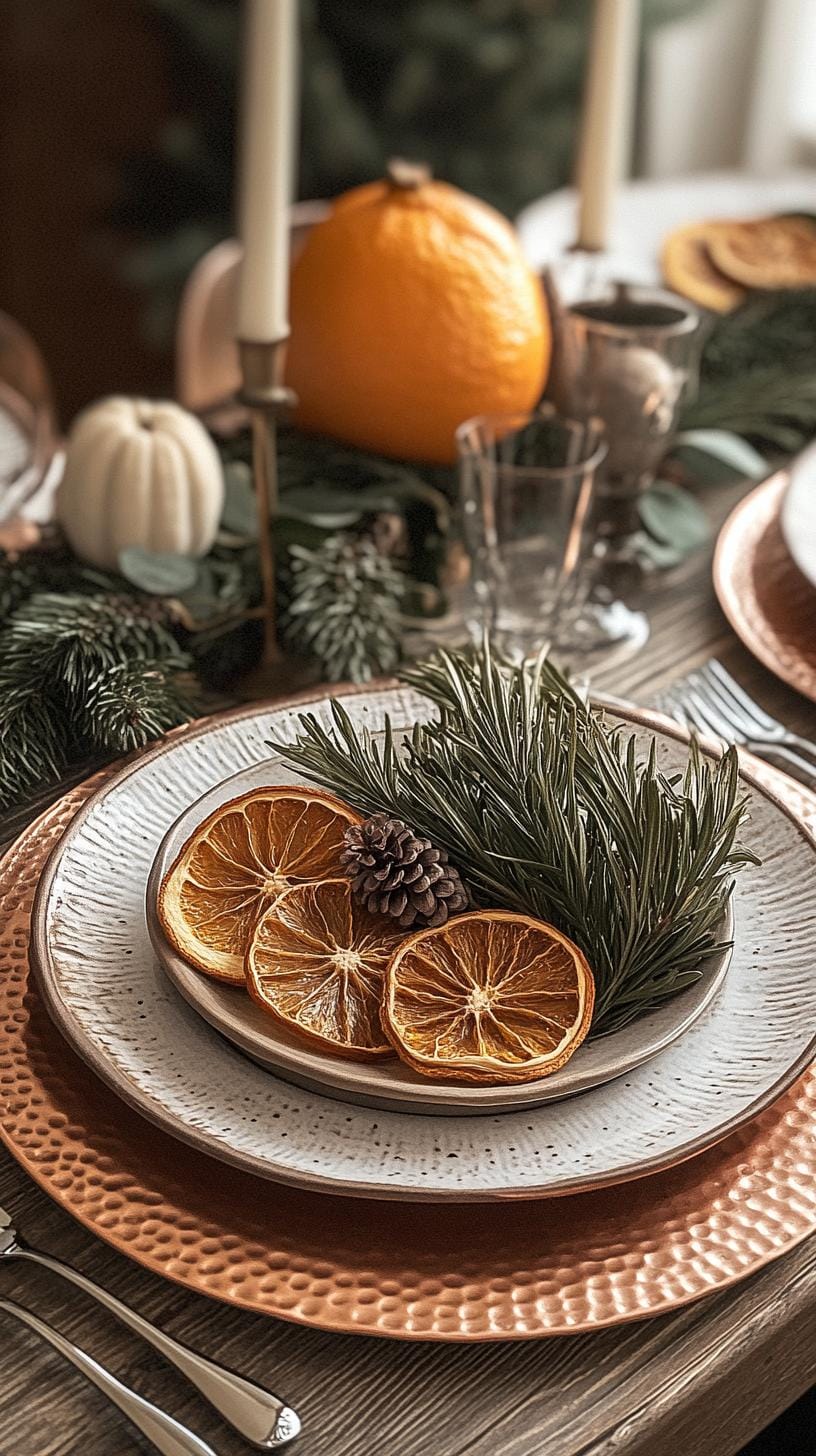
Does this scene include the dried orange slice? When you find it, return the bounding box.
[158,787,360,983]
[382,910,594,1084]
[707,216,816,289]
[661,221,746,313]
[246,879,404,1058]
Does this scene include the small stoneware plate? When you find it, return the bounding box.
[31,685,816,1202]
[145,759,733,1115]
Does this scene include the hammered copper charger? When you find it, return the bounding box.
[1,767,815,1340]
[714,468,816,702]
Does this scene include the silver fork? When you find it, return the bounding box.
[0,1295,217,1456]
[658,659,816,786]
[0,1208,300,1449]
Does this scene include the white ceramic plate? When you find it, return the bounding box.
[516,169,816,277]
[31,685,816,1202]
[145,758,732,1115]
[781,440,816,587]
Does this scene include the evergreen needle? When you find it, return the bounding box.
[269,643,758,1036]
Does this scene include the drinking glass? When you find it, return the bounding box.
[457,404,647,666]
[0,311,59,523]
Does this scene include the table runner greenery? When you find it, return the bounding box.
[0,286,810,810]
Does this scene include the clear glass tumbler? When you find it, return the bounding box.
[0,311,58,523]
[457,404,647,667]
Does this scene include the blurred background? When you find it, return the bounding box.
[4,0,816,425]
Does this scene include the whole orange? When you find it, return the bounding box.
[286,162,550,465]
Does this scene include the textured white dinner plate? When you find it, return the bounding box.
[145,759,732,1115]
[31,685,816,1202]
[781,440,816,587]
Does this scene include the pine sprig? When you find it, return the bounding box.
[282,532,405,683]
[269,642,758,1035]
[681,367,816,454]
[3,593,181,693]
[79,658,199,752]
[681,288,816,452]
[0,679,68,808]
[0,591,198,809]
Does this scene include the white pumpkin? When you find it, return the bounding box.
[58,396,224,569]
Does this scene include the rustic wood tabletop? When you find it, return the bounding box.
[0,475,814,1456]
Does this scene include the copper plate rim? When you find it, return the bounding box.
[0,771,814,1338]
[713,467,816,703]
[27,687,816,1202]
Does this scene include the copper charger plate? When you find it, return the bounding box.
[1,766,815,1339]
[714,468,816,701]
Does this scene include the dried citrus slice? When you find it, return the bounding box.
[246,879,404,1058]
[382,910,594,1084]
[661,221,746,313]
[158,787,360,983]
[707,216,816,289]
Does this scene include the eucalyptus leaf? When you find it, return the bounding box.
[221,461,259,537]
[278,485,366,529]
[629,531,686,570]
[118,547,199,595]
[638,481,710,553]
[175,561,223,625]
[671,429,768,483]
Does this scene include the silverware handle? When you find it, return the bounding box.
[783,731,816,768]
[755,742,816,787]
[17,1248,299,1448]
[0,1297,216,1456]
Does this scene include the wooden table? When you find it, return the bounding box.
[0,476,814,1456]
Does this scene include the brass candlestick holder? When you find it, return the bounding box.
[238,338,297,673]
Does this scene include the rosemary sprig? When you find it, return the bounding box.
[269,642,758,1036]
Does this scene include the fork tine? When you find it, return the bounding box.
[655,691,691,728]
[676,685,738,745]
[657,686,712,735]
[692,670,757,740]
[704,660,779,734]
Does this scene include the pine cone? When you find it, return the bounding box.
[341,814,469,930]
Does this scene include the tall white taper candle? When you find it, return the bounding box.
[576,0,641,252]
[236,0,298,342]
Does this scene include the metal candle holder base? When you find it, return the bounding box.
[238,338,297,675]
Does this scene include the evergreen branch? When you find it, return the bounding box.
[5,592,181,694]
[0,591,198,810]
[681,368,816,454]
[269,643,757,1035]
[79,658,200,753]
[0,679,68,807]
[282,532,405,683]
[680,288,816,452]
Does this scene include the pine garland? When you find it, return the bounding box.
[0,590,198,809]
[282,532,406,683]
[78,658,199,753]
[680,288,816,453]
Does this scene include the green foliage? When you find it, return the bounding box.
[270,641,756,1035]
[681,290,816,453]
[78,658,199,753]
[282,532,406,683]
[118,546,199,594]
[0,590,198,809]
[633,479,711,568]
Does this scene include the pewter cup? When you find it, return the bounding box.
[545,267,703,544]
